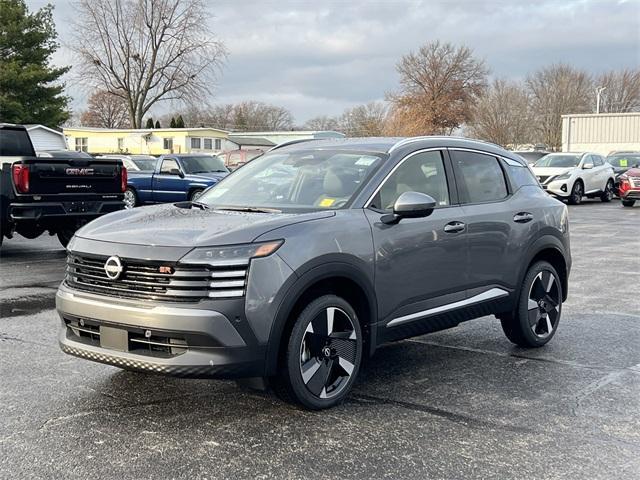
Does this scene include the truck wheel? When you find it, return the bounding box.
[568,180,583,205]
[190,189,204,202]
[622,199,635,207]
[124,188,137,209]
[600,180,614,202]
[57,229,75,248]
[273,294,363,410]
[500,261,563,348]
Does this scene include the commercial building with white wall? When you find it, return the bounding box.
[562,113,640,155]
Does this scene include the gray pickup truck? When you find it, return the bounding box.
[0,124,126,247]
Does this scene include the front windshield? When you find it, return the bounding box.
[534,154,580,168]
[181,155,228,174]
[131,158,157,171]
[606,154,640,168]
[199,149,385,212]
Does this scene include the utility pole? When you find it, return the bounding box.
[595,86,607,114]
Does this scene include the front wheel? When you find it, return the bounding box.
[500,261,563,348]
[568,181,583,205]
[190,189,204,202]
[273,295,363,410]
[57,228,75,248]
[600,180,614,202]
[622,199,636,207]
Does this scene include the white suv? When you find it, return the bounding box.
[532,152,615,205]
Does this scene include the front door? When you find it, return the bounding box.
[153,158,188,203]
[365,149,469,328]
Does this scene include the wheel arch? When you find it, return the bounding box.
[264,261,377,376]
[521,237,569,302]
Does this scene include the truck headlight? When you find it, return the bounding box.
[179,240,283,266]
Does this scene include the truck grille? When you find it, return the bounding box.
[65,253,247,302]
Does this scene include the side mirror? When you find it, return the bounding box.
[381,191,437,225]
[582,163,594,170]
[170,168,184,178]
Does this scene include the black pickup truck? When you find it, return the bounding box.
[0,124,126,248]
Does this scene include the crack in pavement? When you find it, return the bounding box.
[0,333,50,348]
[571,370,629,416]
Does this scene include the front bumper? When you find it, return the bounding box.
[56,283,266,378]
[620,189,640,200]
[542,180,571,198]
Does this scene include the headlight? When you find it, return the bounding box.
[179,240,283,266]
[554,172,572,181]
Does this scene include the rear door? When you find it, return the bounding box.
[448,149,521,297]
[365,149,469,330]
[152,158,187,203]
[580,155,600,192]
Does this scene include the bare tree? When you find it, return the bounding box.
[594,69,640,113]
[340,102,388,137]
[186,101,294,131]
[387,41,488,136]
[469,79,533,148]
[70,0,226,128]
[527,64,592,150]
[303,115,342,131]
[79,90,130,128]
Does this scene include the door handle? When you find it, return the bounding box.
[443,221,466,233]
[513,212,533,223]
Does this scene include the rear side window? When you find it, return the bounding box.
[451,150,508,204]
[0,128,35,156]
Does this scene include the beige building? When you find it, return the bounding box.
[562,113,640,155]
[63,127,233,155]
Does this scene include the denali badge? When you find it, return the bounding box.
[66,168,95,176]
[104,256,123,280]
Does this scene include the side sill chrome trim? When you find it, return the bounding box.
[386,287,509,328]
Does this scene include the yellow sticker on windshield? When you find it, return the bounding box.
[319,198,335,207]
[620,159,628,167]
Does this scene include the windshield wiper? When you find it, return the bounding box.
[191,201,210,210]
[216,206,281,213]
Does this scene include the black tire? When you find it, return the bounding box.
[273,294,363,410]
[124,187,138,209]
[600,180,614,202]
[622,199,635,207]
[568,180,583,205]
[189,189,204,202]
[500,261,563,348]
[57,228,75,248]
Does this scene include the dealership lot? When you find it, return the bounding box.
[0,201,638,479]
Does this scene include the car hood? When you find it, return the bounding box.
[75,203,335,247]
[188,172,228,182]
[532,167,573,177]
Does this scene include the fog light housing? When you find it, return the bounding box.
[560,184,567,192]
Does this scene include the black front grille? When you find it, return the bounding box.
[65,253,248,302]
[537,175,551,184]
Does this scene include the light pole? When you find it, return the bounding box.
[596,86,607,114]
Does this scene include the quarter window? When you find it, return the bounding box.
[451,151,508,204]
[369,150,449,210]
[160,158,179,174]
[75,137,88,152]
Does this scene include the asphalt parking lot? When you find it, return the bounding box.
[0,200,638,479]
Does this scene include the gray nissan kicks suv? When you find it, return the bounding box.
[57,137,571,409]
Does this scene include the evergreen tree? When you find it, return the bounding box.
[145,117,154,128]
[0,0,70,127]
[170,117,176,128]
[176,115,185,128]
[155,120,161,128]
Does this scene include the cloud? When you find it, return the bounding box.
[26,0,640,123]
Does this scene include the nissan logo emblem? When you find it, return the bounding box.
[104,256,123,280]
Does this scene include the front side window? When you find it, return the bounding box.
[191,137,201,149]
[75,137,88,152]
[451,150,508,204]
[160,158,179,174]
[592,155,604,166]
[369,150,449,210]
[199,149,385,212]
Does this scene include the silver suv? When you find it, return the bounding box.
[57,137,571,409]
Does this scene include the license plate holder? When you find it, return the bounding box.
[100,326,128,351]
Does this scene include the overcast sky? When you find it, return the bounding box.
[26,0,640,124]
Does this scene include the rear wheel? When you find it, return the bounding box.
[600,180,614,202]
[57,228,75,248]
[500,261,562,348]
[568,180,583,205]
[273,295,363,410]
[622,199,635,207]
[123,188,138,209]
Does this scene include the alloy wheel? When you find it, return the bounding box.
[604,181,613,201]
[123,189,136,209]
[299,306,358,399]
[572,182,583,204]
[527,270,561,338]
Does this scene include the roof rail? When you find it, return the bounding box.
[388,135,504,153]
[268,138,315,152]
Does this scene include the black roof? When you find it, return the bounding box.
[275,136,524,164]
